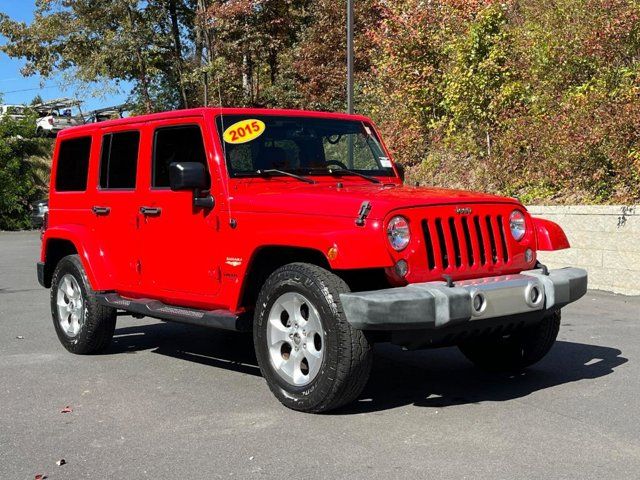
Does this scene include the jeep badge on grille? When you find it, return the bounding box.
[456,207,473,215]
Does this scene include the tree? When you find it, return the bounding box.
[0,105,52,231]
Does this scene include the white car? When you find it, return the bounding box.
[35,107,80,137]
[0,104,27,120]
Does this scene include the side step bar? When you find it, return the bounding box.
[96,293,250,332]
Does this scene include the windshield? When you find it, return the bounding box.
[216,115,395,178]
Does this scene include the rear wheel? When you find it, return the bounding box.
[458,311,561,372]
[253,263,372,413]
[50,255,116,354]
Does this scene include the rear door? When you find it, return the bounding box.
[137,117,221,305]
[91,125,143,292]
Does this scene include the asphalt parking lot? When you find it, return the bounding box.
[1,231,639,479]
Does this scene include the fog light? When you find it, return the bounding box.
[472,293,485,314]
[394,259,409,278]
[525,248,534,263]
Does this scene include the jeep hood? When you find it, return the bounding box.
[231,182,521,220]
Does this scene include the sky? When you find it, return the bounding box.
[0,0,131,112]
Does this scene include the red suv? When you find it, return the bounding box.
[37,108,587,412]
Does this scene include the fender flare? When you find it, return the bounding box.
[532,217,570,251]
[43,225,112,290]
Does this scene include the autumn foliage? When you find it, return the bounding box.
[1,0,639,204]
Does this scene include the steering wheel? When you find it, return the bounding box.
[325,160,349,170]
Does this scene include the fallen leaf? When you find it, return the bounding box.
[60,406,72,413]
[16,336,24,339]
[56,459,66,466]
[35,475,47,480]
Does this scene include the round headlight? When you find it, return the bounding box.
[387,216,410,251]
[509,210,526,241]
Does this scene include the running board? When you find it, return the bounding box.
[96,293,249,332]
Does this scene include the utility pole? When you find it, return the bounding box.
[347,0,354,114]
[347,0,355,167]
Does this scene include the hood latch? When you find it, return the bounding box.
[355,201,372,227]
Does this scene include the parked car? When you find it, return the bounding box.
[36,108,587,413]
[0,104,27,120]
[30,199,48,229]
[34,99,81,137]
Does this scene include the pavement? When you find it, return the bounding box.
[1,230,639,479]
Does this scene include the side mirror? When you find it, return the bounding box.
[395,163,406,183]
[169,162,209,191]
[169,162,214,209]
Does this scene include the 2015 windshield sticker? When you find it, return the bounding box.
[223,119,265,144]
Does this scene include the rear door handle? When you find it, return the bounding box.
[140,206,162,216]
[92,206,111,216]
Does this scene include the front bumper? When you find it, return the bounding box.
[340,267,587,331]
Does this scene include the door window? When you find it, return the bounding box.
[55,136,92,192]
[99,131,140,189]
[152,125,207,188]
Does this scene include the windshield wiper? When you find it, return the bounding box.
[327,167,381,184]
[256,169,316,184]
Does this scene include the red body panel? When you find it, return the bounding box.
[41,107,570,313]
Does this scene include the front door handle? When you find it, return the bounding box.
[140,206,162,216]
[92,206,111,216]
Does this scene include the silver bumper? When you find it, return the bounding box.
[340,267,588,331]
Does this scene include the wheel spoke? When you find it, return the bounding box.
[304,349,322,380]
[268,320,290,346]
[291,349,306,385]
[304,304,322,336]
[62,277,74,297]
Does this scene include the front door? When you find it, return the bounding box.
[138,119,221,306]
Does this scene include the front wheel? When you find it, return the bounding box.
[253,263,372,413]
[458,311,561,372]
[50,255,116,354]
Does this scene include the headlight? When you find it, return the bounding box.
[509,210,526,241]
[387,216,410,251]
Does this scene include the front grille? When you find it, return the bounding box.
[421,214,510,271]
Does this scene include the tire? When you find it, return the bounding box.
[253,263,373,413]
[458,311,561,372]
[50,254,116,354]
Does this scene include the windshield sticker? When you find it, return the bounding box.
[223,119,265,144]
[364,125,372,135]
[379,157,392,168]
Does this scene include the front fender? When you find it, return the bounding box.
[42,225,111,290]
[533,217,570,251]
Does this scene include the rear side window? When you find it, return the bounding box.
[152,125,207,188]
[55,137,92,192]
[99,131,140,189]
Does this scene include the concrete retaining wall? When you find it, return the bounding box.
[527,205,639,296]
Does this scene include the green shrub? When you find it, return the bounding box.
[0,114,52,231]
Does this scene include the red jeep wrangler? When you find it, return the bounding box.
[37,108,587,412]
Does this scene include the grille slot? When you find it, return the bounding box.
[421,220,436,270]
[485,215,498,263]
[461,217,474,266]
[420,212,510,271]
[497,215,509,262]
[448,217,462,267]
[435,218,449,269]
[474,216,487,265]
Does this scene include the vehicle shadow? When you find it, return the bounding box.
[109,321,628,413]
